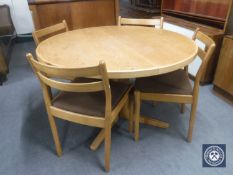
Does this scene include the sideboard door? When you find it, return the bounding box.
[214,35,233,96]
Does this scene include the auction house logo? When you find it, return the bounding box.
[203,144,226,167]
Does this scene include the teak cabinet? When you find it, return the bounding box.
[162,0,231,30]
[162,0,233,84]
[28,0,119,30]
[214,35,233,99]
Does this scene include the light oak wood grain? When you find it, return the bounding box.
[118,16,164,29]
[36,26,198,79]
[32,20,69,46]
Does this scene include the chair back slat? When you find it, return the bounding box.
[195,31,214,50]
[26,53,113,120]
[192,28,216,65]
[26,53,108,94]
[192,28,216,90]
[118,16,164,29]
[28,55,100,80]
[38,72,104,92]
[193,28,216,64]
[197,47,206,60]
[33,20,68,46]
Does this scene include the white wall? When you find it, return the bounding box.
[0,0,34,34]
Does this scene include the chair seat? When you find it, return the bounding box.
[135,69,193,95]
[52,80,131,117]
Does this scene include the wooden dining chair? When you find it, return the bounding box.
[32,20,69,46]
[118,15,164,132]
[26,53,132,172]
[118,16,164,29]
[133,28,216,142]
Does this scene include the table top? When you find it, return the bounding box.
[36,26,198,79]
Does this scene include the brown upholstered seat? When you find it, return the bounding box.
[135,69,193,95]
[53,81,131,117]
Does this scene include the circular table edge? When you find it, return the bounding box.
[36,26,199,79]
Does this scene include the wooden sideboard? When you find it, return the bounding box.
[162,0,231,30]
[161,0,233,84]
[214,35,233,101]
[28,0,119,30]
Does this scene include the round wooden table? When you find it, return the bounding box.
[36,26,198,79]
[36,26,198,150]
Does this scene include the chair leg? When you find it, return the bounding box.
[180,104,185,113]
[105,121,111,172]
[187,98,198,142]
[90,129,105,151]
[48,114,62,156]
[128,97,134,133]
[90,116,119,151]
[134,91,140,142]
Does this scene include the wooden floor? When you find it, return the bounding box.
[120,0,159,18]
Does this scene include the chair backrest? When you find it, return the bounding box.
[32,20,69,46]
[118,16,164,29]
[192,28,216,90]
[26,53,112,117]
